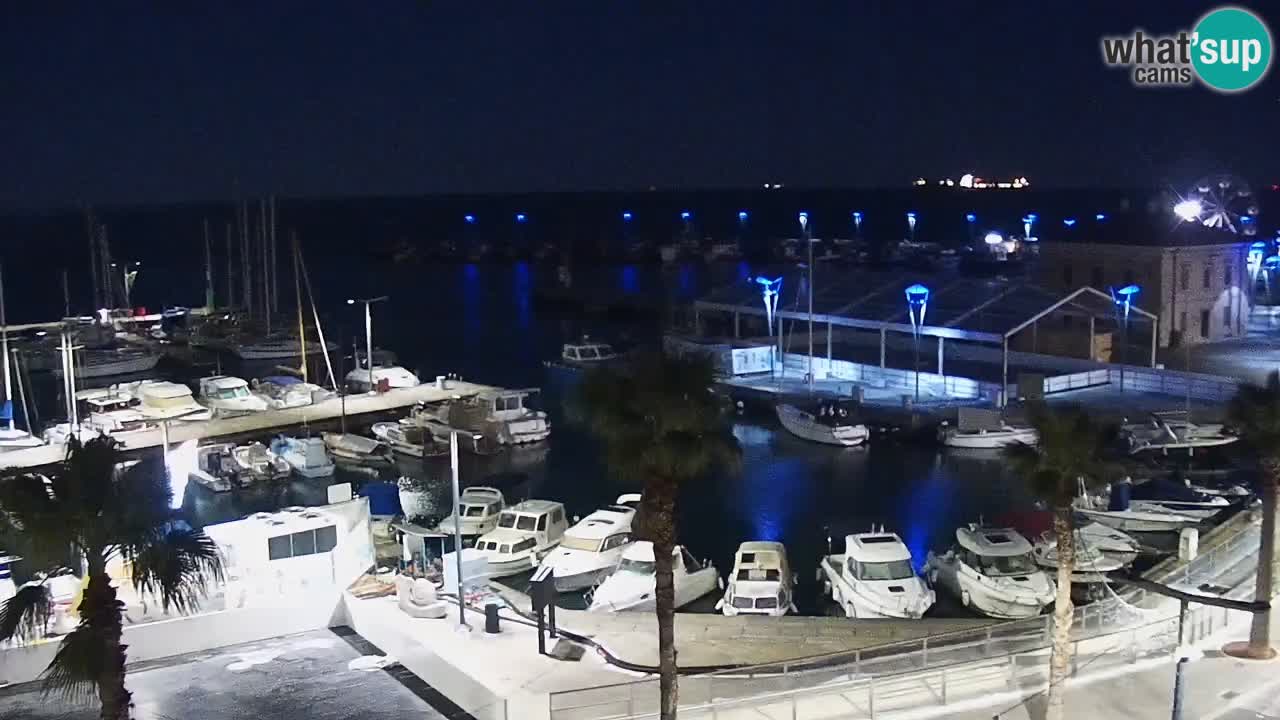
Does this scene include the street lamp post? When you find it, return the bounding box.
[800,212,814,391]
[755,276,782,380]
[905,284,929,403]
[1110,284,1140,393]
[347,296,388,392]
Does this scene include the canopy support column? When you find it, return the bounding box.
[880,327,886,369]
[1001,337,1009,409]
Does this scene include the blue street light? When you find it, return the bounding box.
[515,213,527,223]
[738,210,749,222]
[755,276,784,375]
[680,210,691,221]
[622,211,633,222]
[1063,218,1077,227]
[1110,284,1140,392]
[852,211,863,222]
[984,232,1004,245]
[965,213,976,223]
[798,211,809,229]
[1096,213,1107,221]
[1249,241,1267,269]
[904,283,930,401]
[464,214,476,224]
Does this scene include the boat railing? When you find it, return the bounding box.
[547,516,1260,720]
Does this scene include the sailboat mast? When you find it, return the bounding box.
[296,240,337,390]
[240,202,251,312]
[225,222,234,308]
[86,209,101,309]
[270,196,279,314]
[203,218,214,309]
[292,231,307,384]
[0,263,12,431]
[61,269,71,318]
[259,199,270,332]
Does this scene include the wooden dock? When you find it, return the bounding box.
[0,380,496,470]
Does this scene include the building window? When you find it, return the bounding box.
[1200,309,1210,338]
[1091,267,1103,288]
[1223,303,1232,332]
[1062,264,1073,287]
[1202,264,1211,289]
[1180,264,1190,291]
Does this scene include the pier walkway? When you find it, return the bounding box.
[0,380,494,470]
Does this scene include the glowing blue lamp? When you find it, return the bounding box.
[904,283,930,329]
[464,214,476,224]
[1063,218,1077,227]
[984,232,1003,245]
[965,213,976,223]
[515,213,527,223]
[622,211,633,222]
[754,276,783,332]
[1096,213,1107,221]
[798,211,809,230]
[680,210,691,221]
[738,210,749,222]
[1110,284,1140,322]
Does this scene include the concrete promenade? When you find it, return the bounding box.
[0,379,492,470]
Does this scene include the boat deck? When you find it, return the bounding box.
[0,380,493,470]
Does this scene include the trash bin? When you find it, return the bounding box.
[485,603,501,634]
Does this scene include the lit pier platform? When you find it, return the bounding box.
[0,380,494,470]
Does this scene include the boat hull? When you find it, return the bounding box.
[942,429,1037,449]
[776,405,868,446]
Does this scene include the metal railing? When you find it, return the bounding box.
[548,519,1259,720]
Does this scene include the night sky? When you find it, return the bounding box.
[1,1,1276,211]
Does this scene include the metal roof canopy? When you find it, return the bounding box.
[696,275,1157,345]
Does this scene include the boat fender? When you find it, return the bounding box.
[716,575,724,590]
[845,602,857,619]
[713,598,724,611]
[927,569,938,585]
[961,589,971,607]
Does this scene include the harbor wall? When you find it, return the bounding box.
[0,597,343,687]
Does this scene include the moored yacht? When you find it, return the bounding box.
[1122,412,1238,456]
[776,400,868,446]
[197,376,269,417]
[190,443,244,492]
[1032,523,1139,584]
[538,494,642,592]
[473,500,569,576]
[253,376,333,409]
[924,525,1054,619]
[322,432,393,465]
[433,486,505,539]
[819,530,933,619]
[588,542,720,612]
[1074,479,1210,532]
[560,339,619,366]
[269,436,335,478]
[345,365,420,393]
[438,389,551,446]
[119,380,213,421]
[231,441,291,482]
[372,421,445,458]
[939,409,1037,449]
[720,541,796,617]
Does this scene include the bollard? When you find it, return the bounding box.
[485,603,501,634]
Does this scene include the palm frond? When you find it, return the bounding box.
[0,582,52,642]
[1228,370,1280,456]
[123,525,225,615]
[100,455,175,546]
[1003,403,1108,506]
[40,623,104,704]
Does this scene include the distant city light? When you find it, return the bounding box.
[906,212,917,231]
[965,213,976,223]
[515,213,527,223]
[798,211,809,230]
[738,210,749,222]
[622,211,633,222]
[1096,213,1107,221]
[852,211,863,221]
[464,214,476,224]
[959,174,975,188]
[1063,218,1077,227]
[1173,199,1202,222]
[680,210,691,221]
[984,232,1003,245]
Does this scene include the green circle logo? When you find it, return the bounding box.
[1191,6,1272,92]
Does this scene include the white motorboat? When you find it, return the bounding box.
[939,409,1038,449]
[719,541,796,617]
[588,542,720,613]
[322,432,393,465]
[473,500,569,576]
[345,365,420,393]
[190,443,245,492]
[1073,479,1206,532]
[1122,412,1238,456]
[1032,524,1138,584]
[231,441,291,482]
[820,530,934,619]
[197,375,269,417]
[0,427,46,452]
[439,388,551,445]
[118,380,213,421]
[269,436,335,478]
[434,486,506,539]
[560,339,619,366]
[776,401,868,446]
[924,525,1054,619]
[44,407,160,446]
[55,347,160,379]
[538,494,642,592]
[253,376,334,410]
[233,338,337,360]
[371,421,445,458]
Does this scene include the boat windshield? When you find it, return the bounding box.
[497,513,537,531]
[618,558,655,575]
[462,505,487,517]
[498,513,516,528]
[979,552,1038,576]
[213,386,250,400]
[560,535,603,552]
[855,559,915,581]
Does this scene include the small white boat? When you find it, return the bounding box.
[345,365,420,393]
[120,380,214,421]
[719,541,796,617]
[253,376,333,410]
[434,486,505,538]
[939,409,1038,449]
[1032,525,1137,584]
[776,401,868,446]
[588,542,720,612]
[322,432,393,465]
[473,500,569,576]
[439,388,551,446]
[270,436,335,478]
[0,427,45,452]
[924,525,1054,620]
[233,338,337,360]
[820,530,934,619]
[1122,412,1238,456]
[197,375,269,417]
[560,339,619,366]
[231,441,291,482]
[54,348,160,379]
[1073,479,1206,532]
[190,443,244,492]
[371,421,445,458]
[538,494,642,592]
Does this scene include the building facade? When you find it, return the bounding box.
[1036,239,1251,347]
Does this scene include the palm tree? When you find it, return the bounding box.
[575,351,740,720]
[1226,371,1280,659]
[1003,403,1108,720]
[0,437,224,720]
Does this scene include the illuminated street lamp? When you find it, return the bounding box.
[906,212,917,242]
[1174,199,1203,223]
[738,210,749,223]
[755,276,783,377]
[905,283,929,402]
[799,212,815,391]
[1022,213,1037,238]
[622,211,633,222]
[1110,284,1140,392]
[852,211,863,236]
[347,295,389,392]
[464,214,476,224]
[515,213,528,224]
